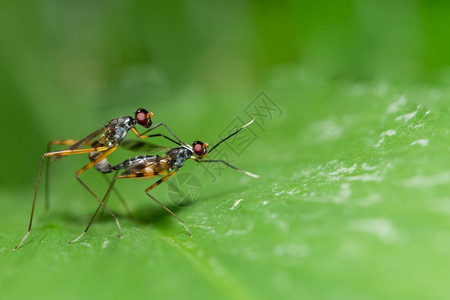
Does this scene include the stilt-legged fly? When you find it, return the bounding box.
[13,108,182,250]
[67,119,259,245]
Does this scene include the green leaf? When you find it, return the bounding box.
[2,78,449,299]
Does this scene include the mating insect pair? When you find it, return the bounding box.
[13,108,258,250]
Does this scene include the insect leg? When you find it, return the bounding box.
[13,146,110,250]
[132,122,183,145]
[116,170,190,234]
[144,171,192,236]
[68,171,120,245]
[74,146,124,238]
[101,174,135,221]
[45,140,95,211]
[68,170,190,244]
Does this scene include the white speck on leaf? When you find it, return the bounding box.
[324,163,358,181]
[410,139,429,147]
[375,129,396,147]
[302,160,390,188]
[361,163,377,171]
[309,120,343,143]
[272,185,301,197]
[287,188,300,195]
[347,174,383,182]
[274,191,284,196]
[231,199,243,210]
[329,164,357,177]
[225,223,254,236]
[402,172,450,188]
[385,130,397,136]
[102,239,110,249]
[387,95,407,113]
[190,224,216,234]
[395,110,418,122]
[348,219,398,243]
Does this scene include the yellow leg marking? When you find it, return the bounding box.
[75,145,118,176]
[14,143,117,249]
[132,126,181,146]
[44,147,109,158]
[45,140,97,209]
[131,127,160,139]
[140,171,191,235]
[49,140,80,146]
[145,171,177,192]
[118,170,168,179]
[13,147,111,250]
[48,139,95,146]
[131,127,144,138]
[71,146,123,243]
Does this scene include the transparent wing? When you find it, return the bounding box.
[120,140,171,154]
[68,126,108,150]
[52,126,108,161]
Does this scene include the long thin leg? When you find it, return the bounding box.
[45,139,94,211]
[68,170,191,245]
[119,171,191,235]
[101,175,134,220]
[67,175,120,245]
[132,122,183,145]
[135,131,181,146]
[145,122,183,143]
[74,175,123,238]
[13,146,110,250]
[45,141,124,227]
[74,145,117,175]
[144,171,192,236]
[195,159,259,178]
[73,146,123,238]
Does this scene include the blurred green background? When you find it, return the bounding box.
[1,1,449,299]
[1,0,450,187]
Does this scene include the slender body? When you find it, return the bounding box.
[113,147,193,176]
[13,108,182,250]
[67,119,259,245]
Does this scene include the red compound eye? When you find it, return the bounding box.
[193,141,204,156]
[135,108,151,126]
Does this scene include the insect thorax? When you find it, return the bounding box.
[107,116,136,147]
[167,147,193,169]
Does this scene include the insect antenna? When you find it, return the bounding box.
[208,119,254,154]
[196,118,258,178]
[195,159,259,178]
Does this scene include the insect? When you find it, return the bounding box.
[13,108,182,250]
[67,119,259,245]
